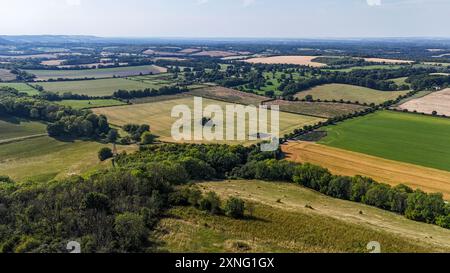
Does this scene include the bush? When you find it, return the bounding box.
[98,147,113,161]
[141,132,156,145]
[224,197,245,219]
[364,184,391,210]
[199,192,221,215]
[114,213,148,252]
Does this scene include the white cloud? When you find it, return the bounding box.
[66,0,81,6]
[367,0,382,6]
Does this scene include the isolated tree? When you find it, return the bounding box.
[224,197,245,219]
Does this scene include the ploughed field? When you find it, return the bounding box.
[26,65,167,81]
[93,96,325,145]
[295,84,409,105]
[318,110,450,173]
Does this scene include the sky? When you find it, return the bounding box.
[0,0,449,38]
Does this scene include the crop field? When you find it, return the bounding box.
[0,116,47,142]
[39,78,160,97]
[283,142,450,200]
[325,64,406,72]
[93,97,325,144]
[56,99,126,109]
[296,84,409,104]
[0,135,135,182]
[363,58,414,64]
[154,180,450,253]
[397,88,450,116]
[263,100,369,118]
[0,68,16,81]
[318,110,450,173]
[0,82,39,95]
[245,56,327,67]
[189,86,268,105]
[26,65,167,81]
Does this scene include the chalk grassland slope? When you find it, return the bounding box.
[0,116,47,141]
[0,83,39,95]
[282,142,450,200]
[0,69,16,81]
[245,56,327,67]
[263,100,369,118]
[93,97,325,144]
[397,88,450,116]
[56,99,126,109]
[39,78,163,97]
[319,111,450,172]
[0,135,135,182]
[188,86,268,106]
[26,65,167,81]
[363,58,414,64]
[296,84,409,104]
[155,180,450,253]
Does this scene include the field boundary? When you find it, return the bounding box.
[0,133,48,145]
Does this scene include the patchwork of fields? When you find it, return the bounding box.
[26,65,167,81]
[319,110,450,172]
[0,82,39,95]
[296,84,409,104]
[93,97,325,144]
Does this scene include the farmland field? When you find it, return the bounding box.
[26,65,167,81]
[0,68,16,81]
[56,99,126,109]
[93,97,325,144]
[318,110,450,172]
[245,56,327,67]
[363,58,414,64]
[0,116,47,142]
[296,84,409,104]
[283,142,450,199]
[263,100,369,118]
[39,78,161,97]
[155,180,450,253]
[189,86,268,105]
[397,88,450,116]
[0,82,39,95]
[0,135,135,181]
[325,64,406,72]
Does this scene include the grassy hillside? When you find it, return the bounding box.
[319,110,450,172]
[0,116,47,141]
[296,84,408,104]
[154,180,450,253]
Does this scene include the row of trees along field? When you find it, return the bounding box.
[0,143,448,252]
[0,87,112,139]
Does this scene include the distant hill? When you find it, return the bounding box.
[0,35,110,44]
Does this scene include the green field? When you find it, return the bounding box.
[154,180,449,253]
[0,116,47,142]
[319,110,450,172]
[56,99,126,109]
[39,78,163,97]
[0,135,135,182]
[0,82,39,95]
[26,65,167,81]
[390,77,409,86]
[94,97,325,144]
[325,65,406,72]
[296,84,409,104]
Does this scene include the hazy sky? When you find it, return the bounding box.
[0,0,449,38]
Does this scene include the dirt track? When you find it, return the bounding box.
[282,141,450,199]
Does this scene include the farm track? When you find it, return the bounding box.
[0,134,48,145]
[282,141,450,200]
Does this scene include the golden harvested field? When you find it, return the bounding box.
[40,59,65,66]
[93,97,324,145]
[282,141,450,200]
[192,50,238,58]
[363,58,414,64]
[245,56,327,67]
[397,88,450,116]
[189,86,268,105]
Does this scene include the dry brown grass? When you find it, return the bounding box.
[363,58,414,64]
[282,141,450,199]
[397,88,450,116]
[189,86,268,105]
[245,56,327,67]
